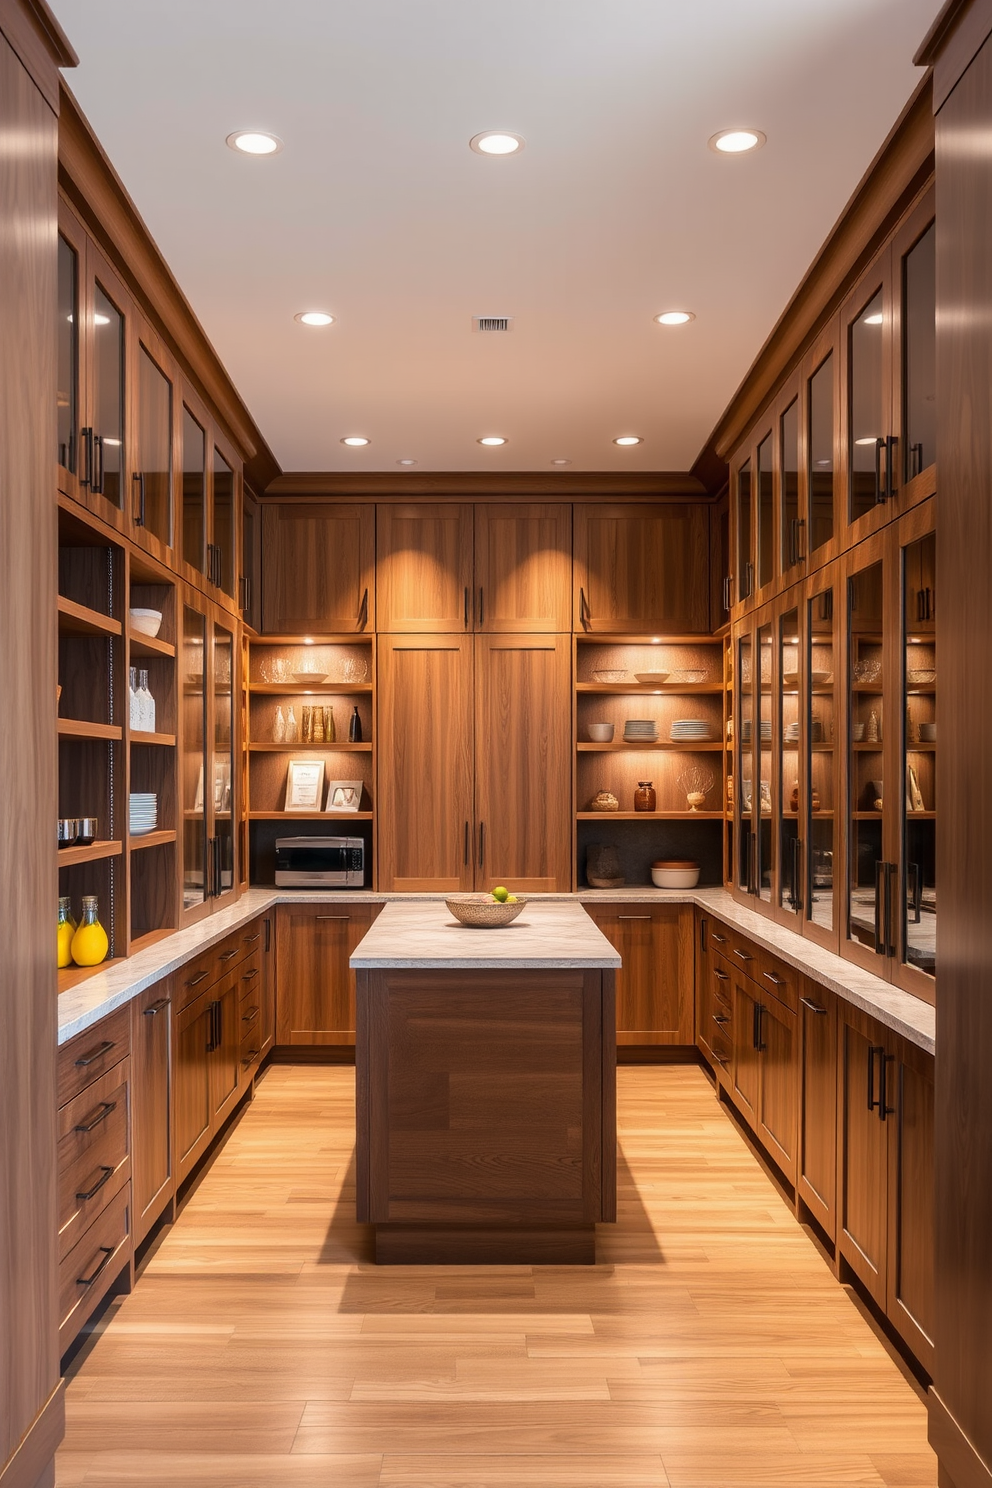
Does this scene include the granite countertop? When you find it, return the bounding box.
[57,883,935,1055]
[349,898,622,970]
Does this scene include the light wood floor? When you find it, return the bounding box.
[57,1064,936,1488]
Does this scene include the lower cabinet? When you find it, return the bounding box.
[729,963,799,1184]
[131,979,174,1245]
[838,1002,935,1371]
[175,966,244,1185]
[276,903,382,1045]
[798,983,838,1240]
[583,903,694,1045]
[259,913,275,1060]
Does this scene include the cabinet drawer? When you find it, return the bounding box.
[58,1060,130,1260]
[712,955,733,1013]
[58,1005,131,1108]
[754,950,798,1012]
[707,922,737,958]
[235,951,261,1001]
[59,1181,131,1351]
[176,932,254,1011]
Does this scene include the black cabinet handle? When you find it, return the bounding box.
[478,587,484,626]
[699,917,708,952]
[207,999,221,1053]
[93,433,105,495]
[873,861,886,954]
[886,435,897,501]
[712,1013,730,1026]
[868,1044,883,1113]
[722,575,732,612]
[744,560,754,600]
[800,996,827,1015]
[242,968,259,982]
[132,471,146,525]
[713,968,729,982]
[143,997,170,1016]
[579,586,591,630]
[478,821,485,869]
[464,587,470,629]
[315,915,349,921]
[243,932,260,945]
[752,1001,762,1051]
[880,1050,894,1120]
[80,426,93,487]
[218,948,239,963]
[887,861,899,955]
[77,1245,115,1288]
[711,932,728,946]
[75,1039,114,1068]
[74,1100,117,1134]
[874,438,886,505]
[76,1165,115,1202]
[186,970,210,988]
[907,862,922,925]
[264,918,271,952]
[733,948,753,963]
[358,587,369,631]
[241,1006,259,1024]
[762,970,786,987]
[464,821,470,866]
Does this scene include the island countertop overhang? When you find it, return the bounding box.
[349,898,622,970]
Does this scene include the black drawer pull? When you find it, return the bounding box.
[712,1013,729,1026]
[77,1245,115,1288]
[713,968,729,981]
[241,968,259,982]
[800,996,827,1015]
[241,1006,259,1023]
[243,932,260,944]
[74,1100,117,1134]
[143,997,171,1016]
[762,971,786,987]
[75,1040,114,1068]
[618,915,651,920]
[733,948,753,962]
[218,949,240,962]
[186,970,210,987]
[315,915,349,921]
[76,1165,114,1202]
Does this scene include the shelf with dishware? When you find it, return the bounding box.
[578,741,724,752]
[57,839,124,867]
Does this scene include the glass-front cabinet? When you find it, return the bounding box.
[733,612,774,901]
[178,386,241,604]
[181,594,239,922]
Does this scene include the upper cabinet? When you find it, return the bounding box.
[374,501,572,633]
[177,386,241,604]
[261,502,374,634]
[574,503,710,633]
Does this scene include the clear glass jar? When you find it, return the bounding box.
[634,781,656,812]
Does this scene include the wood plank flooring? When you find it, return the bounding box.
[57,1064,936,1488]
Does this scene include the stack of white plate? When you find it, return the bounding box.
[670,718,711,743]
[785,721,801,744]
[129,792,158,836]
[623,719,659,743]
[759,720,772,741]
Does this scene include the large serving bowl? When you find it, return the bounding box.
[129,607,162,637]
[651,860,700,889]
[445,894,526,928]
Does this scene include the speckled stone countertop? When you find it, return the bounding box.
[57,885,935,1054]
[350,898,621,970]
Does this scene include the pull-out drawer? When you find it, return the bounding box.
[58,1005,131,1108]
[58,1059,130,1260]
[59,1182,131,1351]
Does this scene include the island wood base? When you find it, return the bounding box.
[355,966,616,1265]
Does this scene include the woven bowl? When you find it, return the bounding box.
[445,894,526,928]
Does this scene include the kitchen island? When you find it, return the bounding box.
[351,898,621,1263]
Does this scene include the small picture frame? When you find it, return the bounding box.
[284,757,326,812]
[325,778,363,813]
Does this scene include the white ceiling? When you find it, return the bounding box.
[51,0,939,475]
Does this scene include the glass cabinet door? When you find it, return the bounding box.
[135,342,174,549]
[847,281,890,524]
[778,605,801,920]
[757,623,773,903]
[900,527,936,988]
[846,554,887,959]
[807,581,838,940]
[213,449,237,600]
[756,432,774,591]
[58,234,78,481]
[780,397,800,572]
[737,459,753,602]
[736,631,753,892]
[91,280,126,512]
[808,348,836,556]
[212,623,235,898]
[182,406,207,576]
[182,604,207,911]
[901,220,936,488]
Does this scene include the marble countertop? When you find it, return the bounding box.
[57,884,934,1054]
[349,898,622,970]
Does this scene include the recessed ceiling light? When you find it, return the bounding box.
[863,312,884,325]
[478,436,507,446]
[227,130,283,156]
[613,436,642,447]
[397,459,418,466]
[295,311,334,327]
[469,132,525,156]
[655,311,695,326]
[709,128,766,155]
[551,459,571,466]
[341,436,370,447]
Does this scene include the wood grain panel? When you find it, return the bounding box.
[583,904,694,1045]
[58,1004,131,1108]
[58,1181,131,1354]
[130,979,174,1245]
[56,1059,130,1262]
[888,1034,935,1373]
[261,503,373,634]
[376,636,474,891]
[731,970,760,1124]
[474,502,571,632]
[173,990,213,1182]
[573,503,710,633]
[755,989,798,1184]
[474,635,571,891]
[275,904,380,1045]
[798,981,838,1239]
[375,503,473,633]
[838,1006,888,1307]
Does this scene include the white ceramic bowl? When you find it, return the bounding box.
[651,862,700,889]
[635,672,670,685]
[587,722,615,742]
[129,607,162,638]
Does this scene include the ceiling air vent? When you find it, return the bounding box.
[472,316,514,332]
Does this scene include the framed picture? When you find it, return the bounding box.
[284,757,326,812]
[325,778,363,813]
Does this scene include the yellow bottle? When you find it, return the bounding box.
[70,895,109,967]
[57,896,76,969]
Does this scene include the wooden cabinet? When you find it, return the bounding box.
[177,386,242,605]
[376,635,475,891]
[276,903,381,1045]
[797,982,837,1240]
[174,957,248,1183]
[258,914,275,1059]
[574,503,709,633]
[727,957,799,1185]
[130,979,174,1245]
[262,501,374,633]
[475,502,571,631]
[376,502,474,632]
[584,903,694,1045]
[180,592,239,922]
[474,635,571,891]
[838,1001,934,1371]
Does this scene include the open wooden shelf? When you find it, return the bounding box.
[248,810,374,821]
[576,810,723,821]
[578,740,723,752]
[57,838,123,867]
[248,740,371,752]
[575,682,723,695]
[907,742,936,751]
[129,730,177,748]
[249,682,372,695]
[129,828,177,851]
[128,629,176,659]
[57,718,123,741]
[57,595,122,637]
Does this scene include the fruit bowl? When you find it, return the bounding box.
[445,894,526,928]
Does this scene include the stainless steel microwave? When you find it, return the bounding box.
[274,836,365,887]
